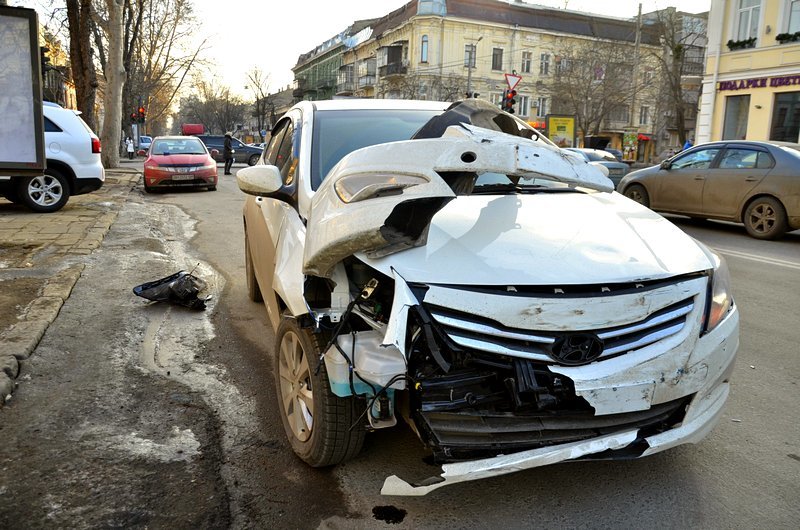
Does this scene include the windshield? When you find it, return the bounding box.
[151,138,207,155]
[311,109,442,190]
[584,150,616,162]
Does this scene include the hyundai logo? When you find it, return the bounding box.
[551,333,604,365]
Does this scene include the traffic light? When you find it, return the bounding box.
[137,106,146,123]
[502,89,517,114]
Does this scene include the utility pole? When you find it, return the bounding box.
[466,36,482,98]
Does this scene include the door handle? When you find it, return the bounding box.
[744,176,758,182]
[693,176,705,180]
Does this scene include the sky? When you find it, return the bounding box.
[191,0,712,97]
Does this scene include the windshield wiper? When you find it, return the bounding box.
[471,183,581,195]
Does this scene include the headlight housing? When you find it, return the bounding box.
[702,252,733,333]
[334,174,428,203]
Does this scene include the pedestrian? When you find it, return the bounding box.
[125,137,135,160]
[682,137,693,151]
[223,132,234,175]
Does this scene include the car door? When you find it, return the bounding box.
[702,146,774,218]
[231,139,247,163]
[243,118,299,329]
[653,146,721,214]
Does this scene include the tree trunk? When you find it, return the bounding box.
[66,0,98,130]
[101,0,126,168]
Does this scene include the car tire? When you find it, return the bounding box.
[245,235,263,303]
[743,196,788,240]
[624,184,650,208]
[17,169,70,213]
[247,154,259,166]
[144,183,154,193]
[274,317,365,467]
[207,186,217,191]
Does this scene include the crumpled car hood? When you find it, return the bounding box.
[303,123,614,278]
[358,191,712,285]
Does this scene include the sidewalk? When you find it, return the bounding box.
[0,169,140,404]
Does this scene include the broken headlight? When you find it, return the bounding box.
[334,174,428,203]
[702,252,733,333]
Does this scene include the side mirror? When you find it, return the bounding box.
[237,165,282,196]
[660,159,672,170]
[210,149,219,158]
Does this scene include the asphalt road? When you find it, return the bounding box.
[1,166,798,528]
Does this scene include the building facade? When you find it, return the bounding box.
[697,0,800,143]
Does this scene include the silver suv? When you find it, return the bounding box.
[0,102,105,213]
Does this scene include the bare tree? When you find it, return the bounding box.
[246,67,272,141]
[99,0,125,168]
[432,73,467,102]
[644,8,707,147]
[549,40,638,140]
[66,0,99,129]
[181,76,246,134]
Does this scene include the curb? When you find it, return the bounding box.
[0,265,85,405]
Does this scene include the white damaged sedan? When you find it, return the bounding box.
[237,99,739,496]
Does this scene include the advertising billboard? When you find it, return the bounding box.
[0,6,45,175]
[545,115,576,148]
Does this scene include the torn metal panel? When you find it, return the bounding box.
[303,124,620,278]
[270,206,309,319]
[381,429,638,496]
[381,268,418,356]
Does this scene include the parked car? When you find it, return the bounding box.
[564,147,629,188]
[142,136,218,192]
[138,135,152,152]
[619,140,800,239]
[0,101,104,213]
[237,99,738,496]
[604,147,624,162]
[195,135,263,166]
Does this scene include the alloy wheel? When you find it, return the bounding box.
[748,203,776,235]
[278,330,314,442]
[27,175,63,207]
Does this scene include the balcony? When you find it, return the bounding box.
[336,80,354,95]
[358,75,376,88]
[379,62,407,78]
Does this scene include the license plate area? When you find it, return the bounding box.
[172,174,195,181]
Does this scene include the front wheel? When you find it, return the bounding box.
[744,196,788,240]
[623,184,650,208]
[247,154,259,166]
[17,169,70,213]
[274,318,365,467]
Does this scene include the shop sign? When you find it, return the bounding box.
[719,74,800,91]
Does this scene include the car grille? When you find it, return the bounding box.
[427,296,695,365]
[418,395,691,457]
[608,167,624,175]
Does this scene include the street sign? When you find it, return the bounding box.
[504,73,522,91]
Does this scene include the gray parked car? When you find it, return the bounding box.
[195,135,263,166]
[618,140,800,239]
[564,148,629,188]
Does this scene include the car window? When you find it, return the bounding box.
[276,122,296,184]
[232,139,245,148]
[44,117,62,132]
[265,121,289,166]
[151,138,206,155]
[672,148,720,170]
[311,109,442,190]
[757,152,775,169]
[718,148,760,169]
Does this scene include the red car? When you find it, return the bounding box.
[143,136,218,192]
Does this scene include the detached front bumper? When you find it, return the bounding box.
[382,304,738,496]
[383,380,730,496]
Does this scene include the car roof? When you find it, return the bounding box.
[303,98,450,112]
[153,135,202,140]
